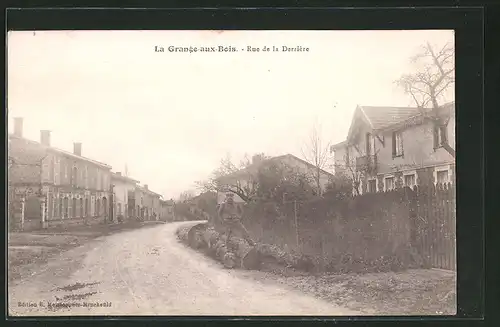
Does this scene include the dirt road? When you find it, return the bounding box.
[9,222,361,316]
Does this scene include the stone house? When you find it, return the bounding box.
[330,102,455,194]
[111,172,139,222]
[8,117,113,231]
[131,185,161,221]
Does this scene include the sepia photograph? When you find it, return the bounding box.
[7,29,456,316]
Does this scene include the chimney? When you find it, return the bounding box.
[73,142,82,156]
[144,184,148,190]
[13,117,23,137]
[40,130,51,147]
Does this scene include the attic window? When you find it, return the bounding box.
[433,124,448,149]
[392,131,403,157]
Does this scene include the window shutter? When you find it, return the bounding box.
[392,132,396,156]
[433,124,439,148]
[440,126,448,145]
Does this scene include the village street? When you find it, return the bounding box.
[8,222,361,316]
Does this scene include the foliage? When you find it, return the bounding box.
[254,161,316,203]
[195,153,261,202]
[324,171,353,200]
[178,190,195,202]
[196,153,314,203]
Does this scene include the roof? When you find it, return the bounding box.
[331,101,455,150]
[219,153,333,181]
[136,185,162,197]
[160,199,175,205]
[359,105,422,130]
[111,172,139,184]
[9,134,112,169]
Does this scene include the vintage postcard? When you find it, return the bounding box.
[7,30,456,316]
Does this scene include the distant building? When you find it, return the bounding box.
[216,153,333,204]
[8,117,112,231]
[111,172,139,222]
[159,199,175,222]
[330,102,455,194]
[131,184,161,221]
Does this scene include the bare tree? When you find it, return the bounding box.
[301,122,332,196]
[178,190,195,202]
[396,41,455,158]
[195,153,258,202]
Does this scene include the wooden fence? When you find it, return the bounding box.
[412,183,456,270]
[243,182,456,272]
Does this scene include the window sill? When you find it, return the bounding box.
[392,154,404,159]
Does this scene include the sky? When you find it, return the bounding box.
[7,30,454,199]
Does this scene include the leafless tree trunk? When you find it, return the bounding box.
[301,122,331,196]
[396,41,455,158]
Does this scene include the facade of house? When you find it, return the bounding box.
[159,199,175,222]
[217,153,334,204]
[130,185,162,221]
[331,102,455,194]
[8,118,113,231]
[111,172,139,222]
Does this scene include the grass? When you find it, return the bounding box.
[251,267,457,315]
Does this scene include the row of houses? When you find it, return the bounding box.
[8,117,175,231]
[214,102,455,202]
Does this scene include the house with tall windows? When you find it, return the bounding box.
[330,102,455,194]
[111,172,139,222]
[129,184,162,221]
[8,117,113,231]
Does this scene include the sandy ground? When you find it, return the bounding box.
[8,222,361,316]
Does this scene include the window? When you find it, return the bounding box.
[54,157,60,184]
[384,176,395,191]
[54,196,59,218]
[368,179,377,193]
[96,199,101,216]
[72,166,78,187]
[404,174,416,188]
[392,131,404,157]
[48,194,53,220]
[72,198,77,217]
[84,166,88,189]
[63,197,68,219]
[433,124,448,148]
[102,197,108,216]
[436,170,449,184]
[79,198,83,217]
[366,133,373,156]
